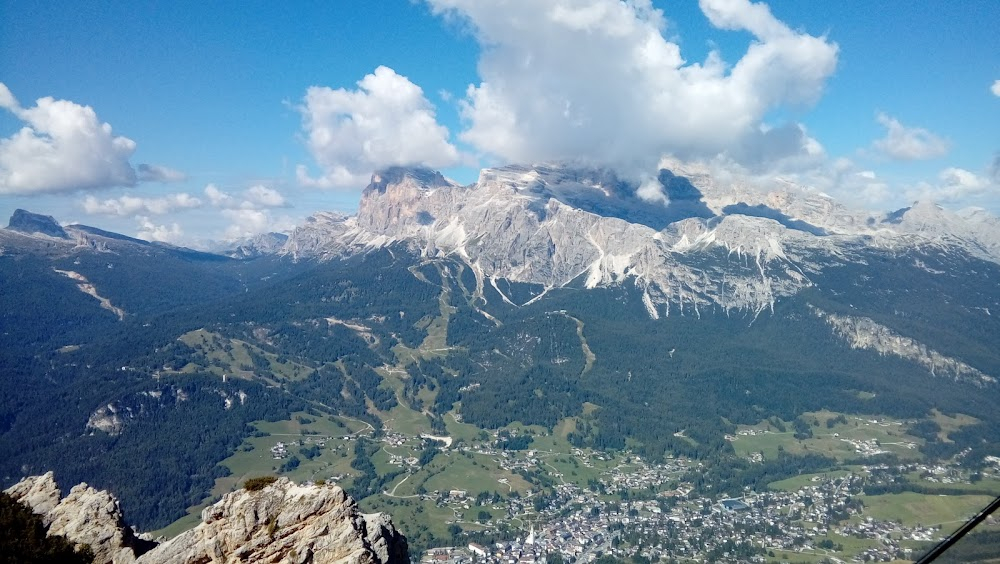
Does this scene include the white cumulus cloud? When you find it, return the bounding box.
[934,167,991,199]
[220,208,297,240]
[425,0,838,174]
[82,193,202,216]
[297,66,461,188]
[244,185,286,208]
[136,216,185,244]
[204,184,236,208]
[221,209,270,239]
[902,167,996,205]
[873,113,949,161]
[204,184,287,210]
[992,79,1000,97]
[0,83,138,194]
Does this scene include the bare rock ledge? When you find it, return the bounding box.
[5,473,407,564]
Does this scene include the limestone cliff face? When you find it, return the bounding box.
[282,164,1000,319]
[5,471,152,564]
[139,478,407,564]
[810,306,996,387]
[5,474,407,564]
[284,165,830,316]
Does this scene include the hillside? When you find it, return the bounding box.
[1,163,998,560]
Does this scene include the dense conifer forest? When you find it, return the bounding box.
[2,245,999,531]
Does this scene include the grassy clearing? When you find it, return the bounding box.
[254,412,353,436]
[177,328,313,381]
[765,549,839,563]
[930,409,979,442]
[443,412,484,443]
[383,403,433,436]
[862,492,993,528]
[769,469,858,491]
[553,417,577,440]
[422,285,456,353]
[901,472,1000,496]
[775,531,890,563]
[530,428,582,455]
[543,454,603,487]
[361,495,458,542]
[416,384,438,406]
[221,413,366,493]
[417,451,531,497]
[393,264,464,368]
[733,411,924,462]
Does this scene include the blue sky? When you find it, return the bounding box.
[1,0,997,244]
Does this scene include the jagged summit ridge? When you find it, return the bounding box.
[144,477,407,564]
[282,165,837,315]
[5,473,408,564]
[0,210,231,261]
[5,471,154,564]
[280,163,1000,317]
[3,163,997,319]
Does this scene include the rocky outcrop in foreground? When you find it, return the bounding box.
[5,474,407,564]
[4,471,153,563]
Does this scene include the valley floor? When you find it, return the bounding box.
[154,408,1000,563]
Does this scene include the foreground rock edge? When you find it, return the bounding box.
[5,472,408,564]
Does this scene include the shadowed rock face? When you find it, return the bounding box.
[7,209,70,239]
[5,474,408,564]
[367,167,451,195]
[721,203,827,236]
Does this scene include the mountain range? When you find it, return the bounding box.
[1,162,998,540]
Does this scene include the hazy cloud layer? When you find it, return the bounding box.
[137,164,187,183]
[203,184,292,239]
[0,83,138,194]
[204,184,287,210]
[426,0,838,174]
[222,208,271,239]
[297,66,460,188]
[907,167,995,203]
[83,193,202,216]
[245,185,286,208]
[873,113,949,161]
[80,183,291,243]
[136,216,184,244]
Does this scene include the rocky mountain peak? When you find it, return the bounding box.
[221,231,290,258]
[144,477,407,564]
[5,473,408,564]
[7,209,70,239]
[5,472,154,563]
[276,161,1000,316]
[4,470,61,519]
[367,166,452,195]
